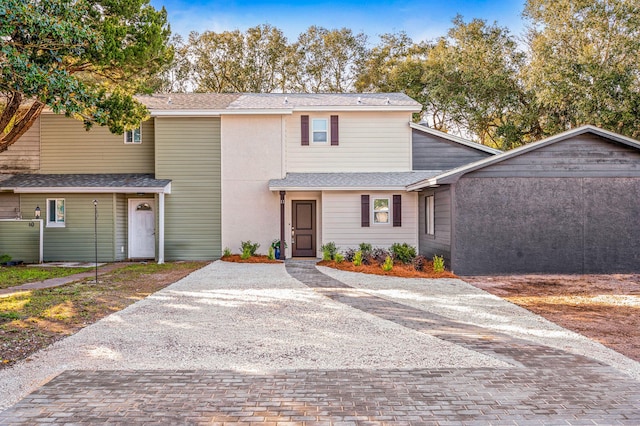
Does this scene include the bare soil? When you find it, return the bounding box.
[465,274,640,362]
[0,262,207,368]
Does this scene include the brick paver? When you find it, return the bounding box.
[1,260,639,425]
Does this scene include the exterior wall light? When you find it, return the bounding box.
[34,206,41,219]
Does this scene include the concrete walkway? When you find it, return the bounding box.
[0,260,639,425]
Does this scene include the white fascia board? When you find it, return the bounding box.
[221,109,294,115]
[150,110,225,117]
[406,177,441,191]
[293,105,421,112]
[9,186,170,194]
[268,185,410,192]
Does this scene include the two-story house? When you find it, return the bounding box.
[2,93,640,274]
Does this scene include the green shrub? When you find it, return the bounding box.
[0,254,11,264]
[382,255,393,271]
[390,243,417,264]
[241,246,252,260]
[240,240,260,257]
[358,243,372,255]
[267,246,275,260]
[321,242,337,261]
[369,248,390,266]
[223,247,232,257]
[433,255,445,273]
[334,252,345,263]
[353,250,363,266]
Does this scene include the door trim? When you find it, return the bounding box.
[292,200,316,257]
[128,198,156,259]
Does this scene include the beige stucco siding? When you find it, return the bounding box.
[221,115,283,253]
[40,115,154,173]
[155,117,221,260]
[0,117,40,173]
[285,111,412,172]
[322,191,418,250]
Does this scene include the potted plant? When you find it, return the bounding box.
[271,239,287,259]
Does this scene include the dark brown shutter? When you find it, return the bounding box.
[301,115,309,145]
[361,195,370,227]
[330,115,339,146]
[393,195,402,227]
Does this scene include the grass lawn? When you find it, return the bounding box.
[0,267,92,290]
[0,261,207,367]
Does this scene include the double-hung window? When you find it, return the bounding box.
[125,126,142,144]
[47,199,65,228]
[312,119,328,143]
[373,198,390,224]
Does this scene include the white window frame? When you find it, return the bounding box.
[312,118,328,143]
[425,195,435,236]
[372,197,390,225]
[124,126,142,144]
[46,198,65,228]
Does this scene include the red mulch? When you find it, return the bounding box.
[317,260,457,279]
[221,254,282,264]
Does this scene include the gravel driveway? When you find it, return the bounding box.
[1,260,638,411]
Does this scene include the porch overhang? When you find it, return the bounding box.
[268,171,442,192]
[0,174,172,194]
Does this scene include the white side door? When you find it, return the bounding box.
[128,199,155,259]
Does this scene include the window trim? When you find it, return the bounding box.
[372,197,391,225]
[124,126,142,144]
[46,198,65,228]
[311,118,328,143]
[425,194,435,236]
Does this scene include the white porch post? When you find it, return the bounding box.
[158,192,165,264]
[38,219,43,263]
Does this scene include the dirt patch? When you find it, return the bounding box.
[221,254,282,264]
[465,274,640,361]
[0,261,207,368]
[318,260,457,279]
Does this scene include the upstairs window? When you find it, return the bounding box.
[312,119,328,143]
[125,126,142,144]
[47,199,65,228]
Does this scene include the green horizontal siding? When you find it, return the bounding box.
[40,114,155,173]
[20,194,116,262]
[0,220,41,263]
[155,117,221,260]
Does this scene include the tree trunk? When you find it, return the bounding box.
[0,100,45,154]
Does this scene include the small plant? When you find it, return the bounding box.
[267,246,275,260]
[223,247,232,257]
[321,242,337,261]
[390,243,417,264]
[382,255,393,271]
[412,255,427,272]
[369,248,390,266]
[0,254,11,265]
[343,248,357,262]
[353,250,363,266]
[334,252,345,263]
[241,246,252,260]
[240,240,260,257]
[358,243,372,256]
[433,255,445,273]
[271,239,287,250]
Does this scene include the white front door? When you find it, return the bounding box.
[129,199,155,259]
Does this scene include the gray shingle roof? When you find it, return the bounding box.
[268,171,442,190]
[137,93,420,111]
[136,93,242,110]
[0,174,171,193]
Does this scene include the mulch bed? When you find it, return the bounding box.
[221,254,282,264]
[317,260,457,279]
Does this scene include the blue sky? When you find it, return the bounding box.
[151,0,526,43]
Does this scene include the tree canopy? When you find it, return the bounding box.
[0,0,172,152]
